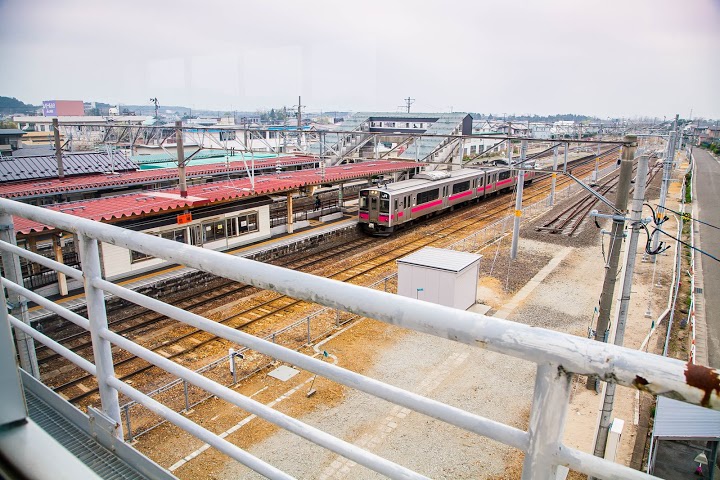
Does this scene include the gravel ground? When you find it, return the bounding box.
[222,326,535,479]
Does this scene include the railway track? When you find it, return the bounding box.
[537,160,661,236]
[43,149,621,407]
[38,236,378,367]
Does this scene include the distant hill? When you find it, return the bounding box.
[0,96,38,115]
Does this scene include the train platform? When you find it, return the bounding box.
[27,213,360,323]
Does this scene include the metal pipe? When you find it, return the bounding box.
[1,278,89,330]
[522,363,572,479]
[79,235,123,439]
[0,240,83,280]
[8,315,96,375]
[557,445,662,480]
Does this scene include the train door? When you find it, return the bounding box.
[369,193,379,223]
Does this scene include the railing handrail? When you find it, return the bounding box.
[1,197,718,480]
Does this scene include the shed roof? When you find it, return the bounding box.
[397,247,481,272]
[0,156,316,199]
[0,151,138,182]
[0,129,25,136]
[652,396,720,440]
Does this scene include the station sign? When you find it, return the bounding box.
[177,213,193,225]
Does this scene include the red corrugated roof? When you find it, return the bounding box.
[13,160,418,234]
[0,156,317,199]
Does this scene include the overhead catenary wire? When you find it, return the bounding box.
[656,204,720,231]
[653,227,720,263]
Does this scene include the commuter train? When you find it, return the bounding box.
[358,166,535,235]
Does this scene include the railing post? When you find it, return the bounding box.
[0,284,28,426]
[79,234,123,439]
[522,363,572,479]
[0,213,40,378]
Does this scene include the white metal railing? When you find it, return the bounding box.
[1,197,718,480]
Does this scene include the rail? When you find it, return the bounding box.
[0,197,718,480]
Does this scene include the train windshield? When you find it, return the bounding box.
[359,191,369,211]
[379,199,389,213]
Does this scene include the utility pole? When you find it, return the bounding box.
[585,135,635,390]
[404,97,415,114]
[53,118,64,180]
[653,114,679,252]
[176,120,187,198]
[150,97,159,119]
[295,96,306,148]
[510,139,527,259]
[593,141,647,463]
[549,144,559,206]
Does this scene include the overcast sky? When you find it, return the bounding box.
[1,0,718,119]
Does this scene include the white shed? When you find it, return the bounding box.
[397,247,482,310]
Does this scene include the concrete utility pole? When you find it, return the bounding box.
[510,139,527,259]
[53,118,64,180]
[549,144,559,206]
[585,136,635,390]
[653,114,679,252]
[176,120,187,198]
[593,144,647,462]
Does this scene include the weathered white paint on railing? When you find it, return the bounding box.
[1,197,718,479]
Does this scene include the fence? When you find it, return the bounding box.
[0,191,717,479]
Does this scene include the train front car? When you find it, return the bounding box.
[358,188,394,236]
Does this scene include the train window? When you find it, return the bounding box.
[417,188,439,205]
[394,199,398,210]
[370,197,378,210]
[203,220,225,243]
[452,181,470,194]
[359,191,369,211]
[380,199,389,213]
[479,177,484,186]
[247,213,258,232]
[160,229,187,243]
[499,171,511,181]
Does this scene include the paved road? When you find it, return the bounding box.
[694,148,720,368]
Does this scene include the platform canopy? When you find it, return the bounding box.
[653,396,720,441]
